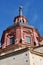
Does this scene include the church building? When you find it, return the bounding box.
[0,6,43,65]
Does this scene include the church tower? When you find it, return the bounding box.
[1,6,41,49]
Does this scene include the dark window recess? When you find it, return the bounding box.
[26,60,28,62]
[13,58,15,59]
[20,20,21,22]
[10,37,14,44]
[23,20,24,23]
[26,54,27,56]
[34,42,36,46]
[20,39,22,43]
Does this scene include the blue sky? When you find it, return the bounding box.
[0,0,43,40]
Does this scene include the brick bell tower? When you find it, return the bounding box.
[1,6,41,49]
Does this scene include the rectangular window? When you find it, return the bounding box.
[26,36,30,43]
[10,37,14,44]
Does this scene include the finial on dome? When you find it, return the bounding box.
[14,5,28,23]
[19,5,23,16]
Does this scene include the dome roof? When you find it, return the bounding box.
[14,15,28,23]
[14,6,28,23]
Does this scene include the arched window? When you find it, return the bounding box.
[26,36,30,43]
[34,42,36,46]
[20,20,21,22]
[10,37,14,44]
